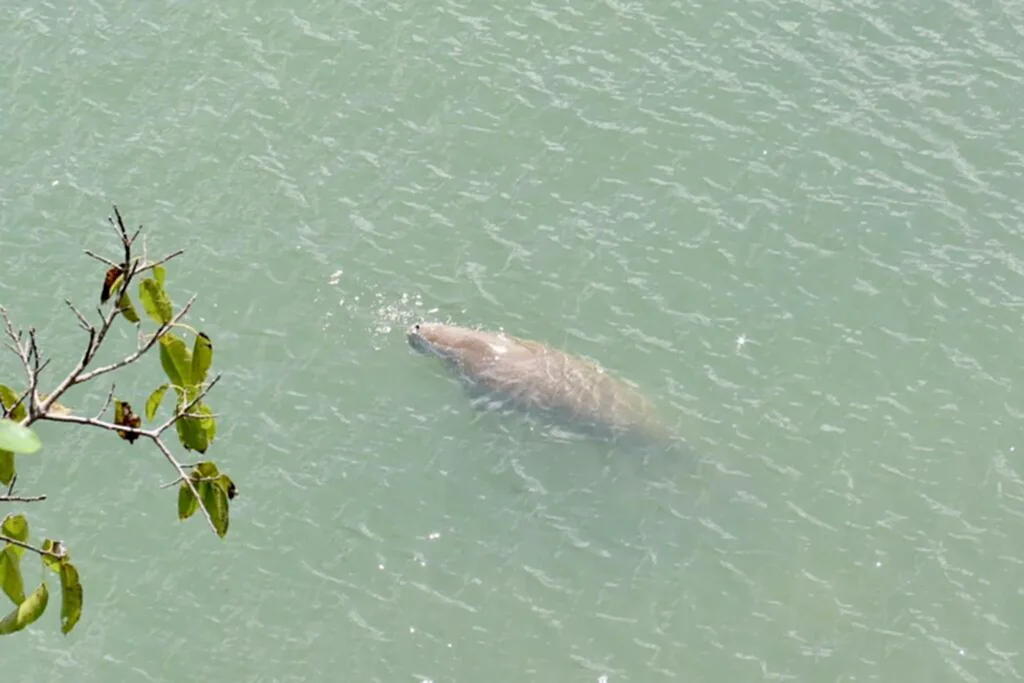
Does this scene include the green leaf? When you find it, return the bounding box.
[153,264,166,288]
[0,581,48,635]
[145,384,169,421]
[58,562,82,635]
[117,292,141,324]
[1,515,29,558]
[180,462,231,535]
[173,389,209,453]
[176,415,208,453]
[159,333,192,389]
[0,385,25,422]
[194,461,219,479]
[200,479,230,538]
[191,333,213,386]
[0,420,41,455]
[213,473,237,500]
[194,402,216,444]
[0,547,25,605]
[37,539,79,633]
[40,539,67,574]
[177,481,199,521]
[0,451,13,487]
[139,278,173,326]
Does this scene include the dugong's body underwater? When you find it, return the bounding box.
[407,322,681,448]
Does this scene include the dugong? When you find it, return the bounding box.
[406,322,680,448]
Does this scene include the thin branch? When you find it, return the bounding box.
[65,299,92,332]
[149,438,216,531]
[1,309,48,417]
[156,374,221,436]
[28,330,41,373]
[159,462,199,489]
[83,250,119,268]
[75,295,196,386]
[31,257,154,419]
[84,248,183,281]
[0,463,45,503]
[40,406,219,535]
[39,412,151,438]
[0,534,61,559]
[26,330,48,413]
[0,493,47,503]
[0,387,30,421]
[0,310,21,345]
[183,410,221,420]
[108,205,130,243]
[95,383,116,420]
[138,249,184,274]
[2,309,33,385]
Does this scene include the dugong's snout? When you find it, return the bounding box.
[406,323,430,354]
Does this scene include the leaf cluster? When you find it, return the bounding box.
[0,515,80,635]
[0,205,237,636]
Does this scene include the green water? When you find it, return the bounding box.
[2,0,1023,680]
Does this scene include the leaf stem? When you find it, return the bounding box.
[0,534,60,558]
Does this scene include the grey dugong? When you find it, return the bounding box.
[406,322,683,450]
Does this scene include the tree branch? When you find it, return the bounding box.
[2,308,34,396]
[39,412,151,437]
[137,249,185,275]
[0,494,47,503]
[95,383,116,420]
[30,249,153,419]
[149,438,215,530]
[1,205,223,540]
[155,374,221,436]
[83,250,118,268]
[0,534,61,559]
[38,372,221,536]
[74,296,196,386]
[65,299,92,333]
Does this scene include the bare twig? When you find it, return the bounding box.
[0,534,62,559]
[138,249,184,274]
[65,299,92,332]
[2,309,33,386]
[84,248,183,280]
[159,463,198,489]
[83,250,119,268]
[95,383,116,420]
[1,311,51,415]
[0,494,47,503]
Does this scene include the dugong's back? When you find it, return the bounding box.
[409,323,673,444]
